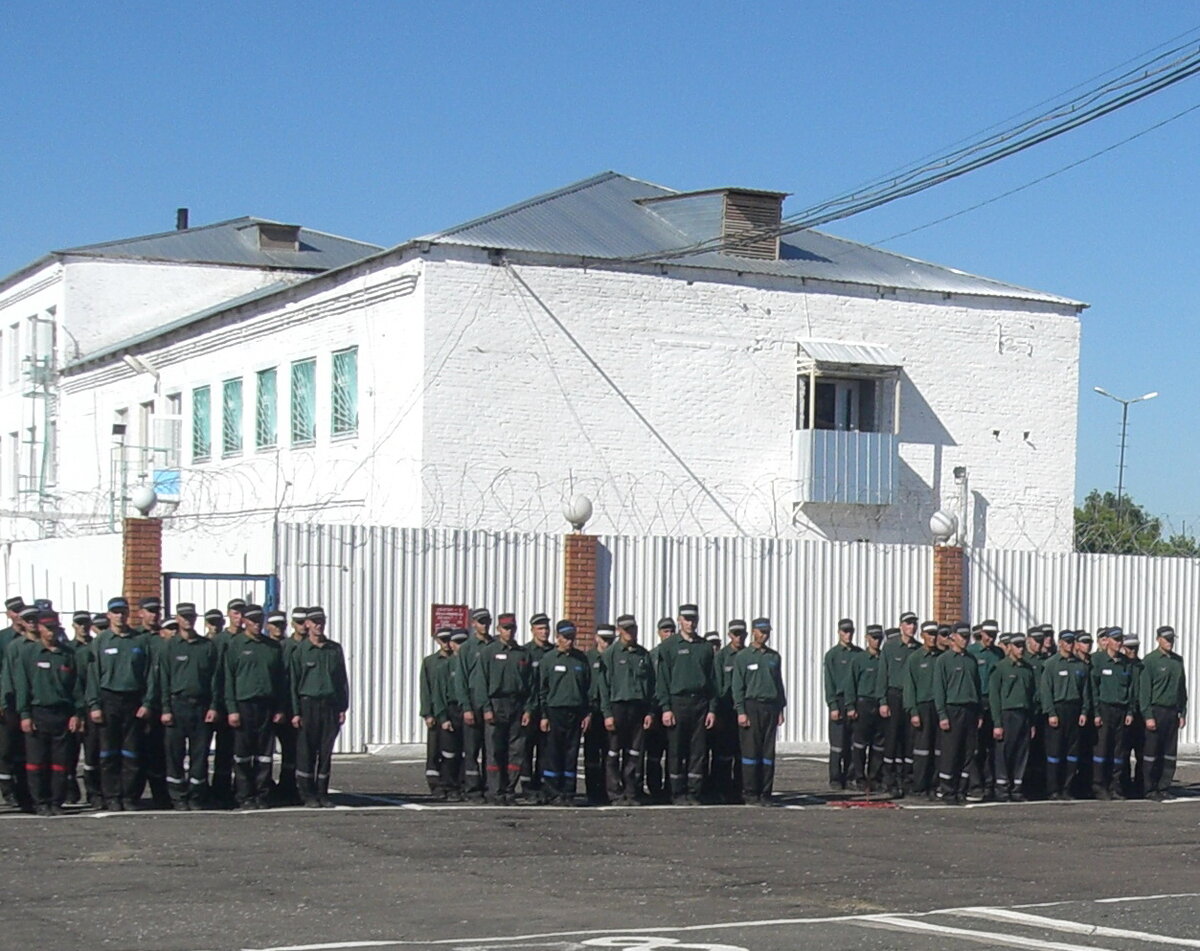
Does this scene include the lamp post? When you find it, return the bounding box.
[1093,387,1158,517]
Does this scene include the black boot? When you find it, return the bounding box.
[316,774,332,808]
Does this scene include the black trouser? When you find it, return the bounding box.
[1125,715,1145,796]
[296,696,341,802]
[1144,705,1182,794]
[740,699,780,799]
[1045,701,1082,795]
[969,711,996,796]
[76,720,101,802]
[1093,702,1130,795]
[440,705,464,794]
[232,698,275,805]
[542,707,582,800]
[460,707,486,798]
[520,715,546,795]
[937,704,978,799]
[583,706,608,802]
[881,688,910,791]
[139,715,170,806]
[606,701,649,799]
[710,701,742,802]
[1074,716,1096,797]
[910,701,939,793]
[0,704,30,806]
[273,718,299,801]
[165,697,213,806]
[850,698,884,788]
[666,694,708,798]
[1026,714,1048,799]
[211,719,235,805]
[994,709,1031,797]
[644,720,667,800]
[26,706,72,807]
[424,720,442,792]
[99,689,142,805]
[828,704,852,786]
[483,697,526,799]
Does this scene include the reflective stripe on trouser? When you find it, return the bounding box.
[26,706,72,806]
[937,703,978,798]
[667,694,709,797]
[439,706,464,792]
[483,698,526,799]
[993,708,1031,793]
[542,707,583,799]
[606,701,649,798]
[232,697,276,805]
[828,704,852,784]
[740,699,780,798]
[850,698,885,787]
[297,696,341,800]
[1045,700,1082,794]
[909,700,939,793]
[1144,705,1182,794]
[165,697,214,803]
[99,689,142,804]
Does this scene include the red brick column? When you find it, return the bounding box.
[563,533,597,650]
[933,545,964,624]
[123,517,163,607]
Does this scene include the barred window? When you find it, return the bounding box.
[291,358,316,445]
[256,367,277,449]
[222,378,243,456]
[331,347,358,436]
[192,385,211,462]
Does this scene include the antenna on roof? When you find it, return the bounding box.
[176,208,189,231]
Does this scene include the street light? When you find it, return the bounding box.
[1093,386,1158,516]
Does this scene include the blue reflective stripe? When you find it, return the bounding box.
[741,757,757,765]
[761,758,774,766]
[542,770,559,777]
[563,771,576,778]
[1115,757,1128,765]
[99,750,118,759]
[1066,756,1078,763]
[1092,756,1107,764]
[120,749,138,759]
[1047,756,1061,764]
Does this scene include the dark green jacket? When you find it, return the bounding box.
[454,633,493,710]
[1025,652,1046,713]
[1,633,33,708]
[988,657,1037,721]
[224,633,288,715]
[849,650,885,704]
[289,638,350,713]
[934,649,982,719]
[1139,648,1188,717]
[473,638,534,713]
[150,634,222,710]
[714,644,744,703]
[15,642,85,717]
[731,645,786,713]
[968,642,1004,695]
[823,642,861,708]
[1039,653,1093,716]
[877,636,918,695]
[585,646,606,710]
[439,652,466,720]
[419,650,451,719]
[903,646,941,712]
[599,641,655,715]
[87,629,154,709]
[537,647,590,714]
[1091,651,1136,709]
[655,634,717,713]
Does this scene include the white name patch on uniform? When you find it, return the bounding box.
[748,663,759,671]
[554,665,566,672]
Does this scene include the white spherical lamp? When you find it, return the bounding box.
[563,494,594,532]
[130,485,159,517]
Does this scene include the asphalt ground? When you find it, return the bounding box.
[1,753,1198,951]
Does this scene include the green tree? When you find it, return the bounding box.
[1074,489,1200,556]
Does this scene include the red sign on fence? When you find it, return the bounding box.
[431,603,469,637]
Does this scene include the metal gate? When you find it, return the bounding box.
[162,571,279,615]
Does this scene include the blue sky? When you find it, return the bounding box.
[3,3,1198,531]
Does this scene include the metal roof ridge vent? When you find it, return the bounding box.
[721,189,785,261]
[245,221,302,251]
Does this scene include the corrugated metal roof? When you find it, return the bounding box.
[56,217,383,271]
[426,171,1084,307]
[797,339,903,369]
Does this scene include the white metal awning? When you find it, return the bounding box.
[797,339,902,375]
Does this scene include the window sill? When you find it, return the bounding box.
[221,450,243,460]
[330,429,358,442]
[291,439,316,449]
[255,443,278,453]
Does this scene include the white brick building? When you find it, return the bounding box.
[8,172,1085,568]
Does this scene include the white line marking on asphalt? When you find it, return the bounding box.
[1094,891,1200,902]
[858,915,1110,950]
[344,792,410,806]
[958,906,1200,946]
[386,759,427,764]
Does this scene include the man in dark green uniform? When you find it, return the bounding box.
[968,619,1004,800]
[656,603,717,805]
[934,623,982,804]
[1039,630,1093,800]
[904,621,941,797]
[130,596,171,809]
[87,597,153,811]
[732,617,786,805]
[456,607,493,802]
[290,607,349,808]
[152,602,221,810]
[644,618,675,803]
[989,633,1037,801]
[519,612,553,800]
[225,605,288,809]
[1023,628,1049,798]
[475,612,532,805]
[210,600,242,808]
[1121,633,1147,796]
[435,630,469,800]
[583,622,614,804]
[265,610,300,805]
[1090,625,1135,800]
[712,619,747,803]
[600,614,656,805]
[420,627,453,797]
[823,618,860,790]
[879,612,918,797]
[64,610,94,805]
[1140,626,1188,800]
[1,600,37,811]
[537,620,590,805]
[14,610,85,815]
[848,625,886,792]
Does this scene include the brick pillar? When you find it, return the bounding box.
[932,545,965,624]
[123,517,163,607]
[563,533,597,650]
